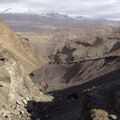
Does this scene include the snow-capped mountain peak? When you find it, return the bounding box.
[0,8,35,14]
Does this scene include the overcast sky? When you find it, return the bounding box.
[0,0,120,18]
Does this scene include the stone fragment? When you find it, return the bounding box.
[2,111,10,117]
[109,114,117,120]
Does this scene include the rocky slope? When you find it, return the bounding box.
[0,46,53,119]
[0,43,53,120]
[0,21,53,120]
[0,20,47,73]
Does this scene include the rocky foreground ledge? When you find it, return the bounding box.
[0,40,52,119]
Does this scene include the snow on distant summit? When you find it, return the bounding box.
[0,8,89,20]
[0,8,35,14]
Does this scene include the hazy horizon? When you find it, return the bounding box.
[0,0,120,20]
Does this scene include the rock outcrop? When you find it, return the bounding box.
[0,45,53,120]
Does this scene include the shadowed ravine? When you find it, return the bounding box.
[27,67,120,120]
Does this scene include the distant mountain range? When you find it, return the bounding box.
[0,10,88,21]
[0,9,120,32]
